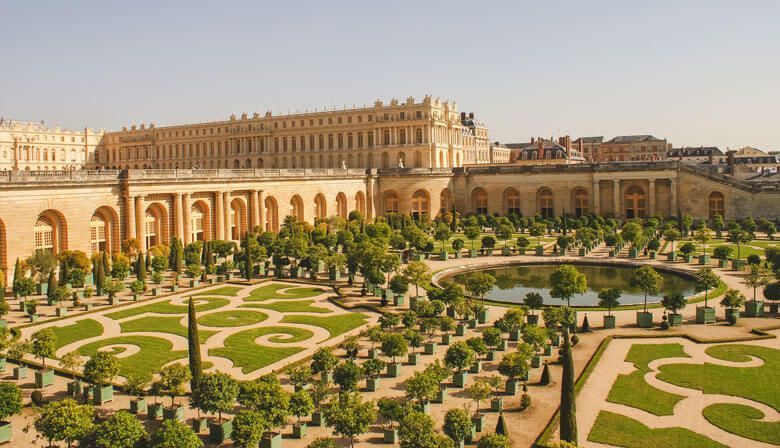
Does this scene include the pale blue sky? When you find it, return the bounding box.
[2,0,779,150]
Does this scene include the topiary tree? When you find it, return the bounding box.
[464,226,481,251]
[85,410,148,448]
[713,245,733,262]
[149,419,203,448]
[0,382,22,427]
[333,361,363,392]
[34,398,95,448]
[402,261,431,297]
[434,223,453,252]
[381,333,408,364]
[187,298,203,393]
[743,265,771,303]
[324,392,377,448]
[443,407,472,445]
[524,292,544,316]
[157,363,191,408]
[445,341,476,375]
[306,438,336,448]
[30,328,57,372]
[289,388,314,426]
[467,378,492,414]
[311,347,339,380]
[463,271,495,306]
[721,289,746,323]
[597,288,621,316]
[197,372,239,423]
[231,410,266,448]
[630,266,662,313]
[549,264,587,308]
[496,224,514,248]
[661,292,686,317]
[498,350,530,384]
[559,327,577,445]
[83,351,119,388]
[695,268,720,308]
[478,433,511,448]
[404,370,439,408]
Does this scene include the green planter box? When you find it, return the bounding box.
[209,419,233,443]
[477,308,489,324]
[441,334,453,345]
[649,251,657,259]
[310,411,324,427]
[636,311,653,328]
[67,380,82,396]
[486,351,496,361]
[496,340,508,351]
[374,286,384,297]
[472,414,486,432]
[455,250,462,259]
[603,315,616,329]
[192,417,208,433]
[163,405,185,421]
[189,279,199,288]
[531,355,542,368]
[147,403,163,420]
[413,253,425,262]
[551,333,561,347]
[417,401,431,414]
[518,248,527,255]
[696,306,716,324]
[109,297,119,305]
[293,422,307,439]
[216,275,225,282]
[13,366,27,380]
[407,353,421,365]
[502,247,511,256]
[535,246,544,256]
[526,314,539,326]
[744,300,764,317]
[383,429,398,443]
[543,344,552,356]
[151,287,160,296]
[171,284,179,292]
[0,422,11,444]
[509,328,522,341]
[367,348,378,359]
[35,369,55,388]
[725,308,740,325]
[433,386,447,404]
[83,304,93,311]
[132,294,140,301]
[56,307,68,317]
[684,255,694,263]
[578,247,586,256]
[667,252,677,261]
[130,398,146,414]
[290,267,299,279]
[467,319,478,329]
[392,294,405,306]
[424,342,437,355]
[455,324,466,336]
[699,254,710,265]
[366,377,380,392]
[93,385,114,404]
[469,249,478,258]
[669,313,683,327]
[490,397,504,412]
[328,268,341,281]
[469,360,482,373]
[29,314,39,323]
[439,250,449,260]
[453,371,469,388]
[718,259,729,268]
[387,362,402,377]
[732,259,746,271]
[505,379,518,395]
[260,432,282,448]
[485,249,494,256]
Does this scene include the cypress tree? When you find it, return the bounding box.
[102,250,110,277]
[46,270,57,299]
[495,412,508,436]
[540,363,551,385]
[244,232,252,280]
[12,258,22,297]
[187,297,203,392]
[176,239,184,275]
[560,326,577,444]
[146,251,152,272]
[60,260,70,287]
[581,314,591,333]
[96,255,106,296]
[136,251,146,282]
[563,211,568,235]
[169,237,178,271]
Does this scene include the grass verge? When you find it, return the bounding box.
[245,284,326,302]
[702,403,780,445]
[193,286,243,296]
[77,335,187,380]
[587,411,728,448]
[120,316,216,343]
[209,326,312,374]
[241,299,331,314]
[106,297,230,320]
[49,319,104,351]
[280,313,368,339]
[198,310,269,327]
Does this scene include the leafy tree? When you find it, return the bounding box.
[463,271,495,306]
[34,398,95,448]
[524,292,544,315]
[445,341,476,374]
[496,224,514,247]
[389,275,409,297]
[522,325,547,352]
[530,222,547,248]
[482,327,503,350]
[289,389,314,424]
[481,236,496,250]
[630,266,662,313]
[324,392,377,448]
[377,397,407,430]
[306,438,336,448]
[549,264,587,307]
[597,288,621,316]
[478,433,511,448]
[661,292,686,315]
[467,379,492,414]
[443,408,472,443]
[0,382,22,422]
[156,363,191,407]
[403,261,431,297]
[405,370,439,406]
[381,333,408,363]
[728,228,752,260]
[13,277,36,300]
[311,347,339,377]
[333,361,363,392]
[743,265,772,302]
[84,410,148,448]
[59,351,83,381]
[434,223,453,251]
[713,245,733,261]
[559,328,577,445]
[197,372,239,422]
[464,226,481,250]
[398,411,452,448]
[694,227,714,256]
[695,268,720,308]
[466,336,488,359]
[498,351,529,382]
[187,298,203,393]
[720,289,746,311]
[83,351,119,387]
[31,328,57,371]
[148,419,203,448]
[238,374,290,431]
[231,410,266,448]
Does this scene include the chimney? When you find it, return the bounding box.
[460,112,466,120]
[531,137,535,144]
[469,112,474,119]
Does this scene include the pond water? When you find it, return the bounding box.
[448,263,697,306]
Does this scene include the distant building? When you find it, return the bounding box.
[505,136,586,165]
[599,135,667,162]
[572,136,603,162]
[668,146,725,164]
[0,119,104,171]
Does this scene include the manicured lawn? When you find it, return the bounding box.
[607,343,689,416]
[120,316,216,343]
[106,297,230,320]
[198,310,268,327]
[49,319,104,351]
[242,299,331,314]
[588,411,728,448]
[280,313,368,339]
[245,284,326,302]
[209,326,313,374]
[658,344,780,411]
[703,403,780,445]
[193,286,243,296]
[77,335,188,380]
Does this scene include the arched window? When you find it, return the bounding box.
[440,189,452,215]
[191,204,205,241]
[411,190,430,219]
[624,186,646,219]
[384,191,399,214]
[505,188,521,215]
[709,192,725,218]
[473,188,488,215]
[336,193,348,219]
[573,188,588,217]
[144,213,158,248]
[314,194,327,220]
[35,217,54,252]
[355,191,366,215]
[265,196,279,232]
[539,189,554,218]
[290,195,304,222]
[414,151,422,168]
[90,215,107,253]
[230,199,246,240]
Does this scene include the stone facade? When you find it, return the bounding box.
[0,119,104,171]
[1,161,779,282]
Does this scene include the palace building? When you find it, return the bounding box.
[0,96,778,282]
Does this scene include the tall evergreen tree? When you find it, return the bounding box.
[187,298,203,393]
[560,326,577,444]
[96,255,106,296]
[495,412,508,436]
[60,260,70,287]
[169,237,179,272]
[175,239,184,274]
[102,251,110,277]
[244,232,252,280]
[145,251,152,271]
[12,258,22,295]
[46,270,57,299]
[136,251,146,282]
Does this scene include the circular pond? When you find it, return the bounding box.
[447,263,697,306]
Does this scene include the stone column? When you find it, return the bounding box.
[183,193,192,244]
[215,191,224,240]
[670,178,678,215]
[365,176,375,220]
[258,190,266,232]
[125,195,136,240]
[135,196,146,252]
[223,191,231,240]
[173,193,184,242]
[648,179,657,217]
[248,189,257,231]
[612,179,621,218]
[592,180,600,215]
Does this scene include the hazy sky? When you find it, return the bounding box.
[2,1,779,150]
